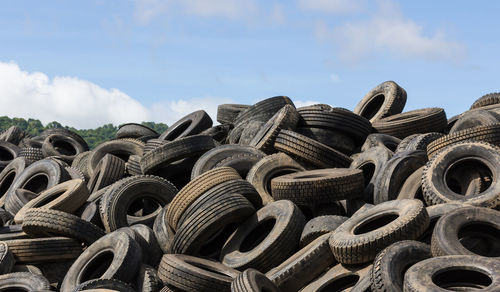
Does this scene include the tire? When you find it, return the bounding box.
[249,104,300,153]
[0,141,19,170]
[159,110,212,141]
[72,151,92,181]
[39,128,88,151]
[22,208,105,246]
[232,269,279,292]
[0,241,14,274]
[329,199,429,264]
[426,123,500,157]
[373,150,428,204]
[87,154,125,194]
[136,265,163,292]
[217,104,251,125]
[404,132,445,151]
[61,231,142,292]
[14,178,90,224]
[404,255,500,292]
[42,134,86,163]
[361,133,401,153]
[78,201,104,228]
[221,200,306,272]
[170,193,255,258]
[5,237,82,263]
[233,96,294,126]
[125,154,142,176]
[0,225,28,241]
[200,124,232,143]
[66,166,86,182]
[431,206,500,258]
[266,233,334,291]
[370,240,431,292]
[153,206,175,254]
[470,92,500,109]
[396,166,425,202]
[450,109,500,133]
[372,108,447,139]
[166,167,241,231]
[246,153,304,206]
[0,272,51,291]
[298,108,372,143]
[354,81,407,122]
[4,158,69,214]
[0,157,26,207]
[394,133,420,153]
[350,146,393,203]
[73,278,135,292]
[417,203,465,244]
[99,175,178,232]
[238,120,265,146]
[274,130,352,168]
[299,215,348,247]
[18,147,44,165]
[422,141,500,208]
[140,135,217,174]
[158,254,240,292]
[214,152,266,179]
[300,263,372,291]
[296,127,356,154]
[130,224,163,267]
[116,123,158,139]
[88,138,144,175]
[191,145,265,179]
[270,168,364,206]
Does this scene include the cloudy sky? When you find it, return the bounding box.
[0,0,498,128]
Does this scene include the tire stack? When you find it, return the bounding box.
[0,82,498,291]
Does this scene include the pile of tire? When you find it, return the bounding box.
[0,81,499,292]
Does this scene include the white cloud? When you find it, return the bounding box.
[293,100,321,108]
[298,0,363,14]
[0,61,234,129]
[318,0,466,63]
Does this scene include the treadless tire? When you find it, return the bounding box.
[266,233,334,291]
[354,80,407,122]
[158,254,240,292]
[370,240,431,292]
[221,200,305,272]
[329,199,429,264]
[372,108,447,139]
[431,206,500,258]
[247,153,304,206]
[231,269,279,292]
[422,141,500,208]
[271,168,364,206]
[61,231,142,292]
[274,130,352,168]
[159,110,213,141]
[404,255,500,292]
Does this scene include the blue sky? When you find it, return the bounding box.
[0,0,499,128]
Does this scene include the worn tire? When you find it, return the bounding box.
[159,110,213,141]
[232,269,279,292]
[300,215,348,247]
[354,81,407,122]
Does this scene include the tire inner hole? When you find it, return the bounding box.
[432,268,492,290]
[166,120,192,141]
[445,159,492,195]
[53,139,77,156]
[240,218,276,252]
[0,147,13,161]
[79,250,114,282]
[127,196,161,217]
[458,222,500,257]
[200,223,238,259]
[362,94,385,120]
[319,274,360,292]
[354,213,399,235]
[23,173,49,194]
[358,162,376,186]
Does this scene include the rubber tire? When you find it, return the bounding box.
[370,240,431,292]
[158,254,240,292]
[87,138,144,175]
[329,199,429,264]
[221,200,306,272]
[0,272,51,291]
[354,80,407,122]
[0,141,19,170]
[431,206,500,258]
[159,110,213,141]
[5,237,82,263]
[300,263,372,291]
[403,255,500,292]
[232,96,294,126]
[0,241,14,274]
[217,104,251,125]
[238,120,265,146]
[0,157,26,208]
[232,269,279,292]
[361,133,401,153]
[450,109,500,133]
[73,278,135,292]
[246,153,304,206]
[42,133,86,163]
[116,123,158,139]
[60,231,142,292]
[299,215,348,247]
[87,154,125,194]
[470,92,500,109]
[418,203,465,244]
[296,127,357,154]
[136,264,163,292]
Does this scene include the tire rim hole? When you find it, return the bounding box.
[199,223,238,259]
[0,171,16,196]
[385,142,398,152]
[354,213,399,235]
[34,190,65,207]
[53,139,77,156]
[127,197,161,217]
[23,173,49,194]
[240,217,276,252]
[458,222,500,257]
[79,250,114,282]
[0,147,13,161]
[166,120,192,141]
[358,162,376,186]
[432,268,492,290]
[1,287,30,292]
[361,94,385,120]
[319,274,359,292]
[445,159,493,196]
